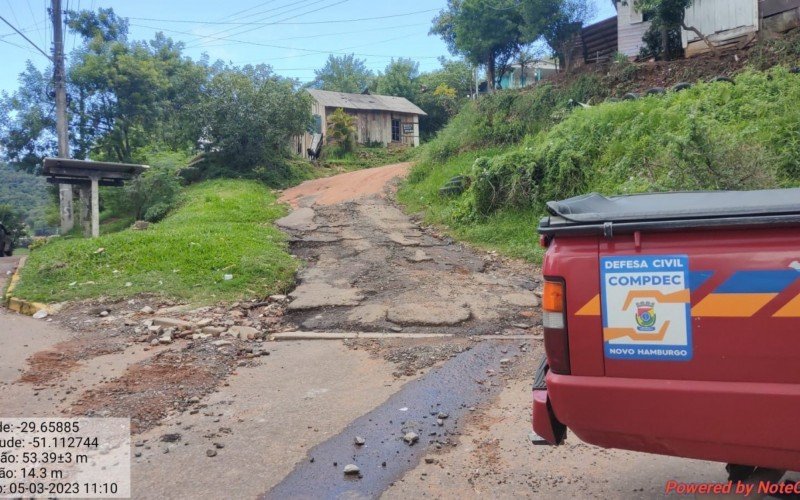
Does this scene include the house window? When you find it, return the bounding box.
[391,118,401,142]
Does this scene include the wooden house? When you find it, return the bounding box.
[294,89,427,158]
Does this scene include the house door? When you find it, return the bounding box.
[391,118,401,142]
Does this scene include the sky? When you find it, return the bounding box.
[0,0,616,94]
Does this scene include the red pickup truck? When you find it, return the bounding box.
[533,189,800,475]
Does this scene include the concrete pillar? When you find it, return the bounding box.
[79,186,91,238]
[59,185,74,234]
[91,176,100,238]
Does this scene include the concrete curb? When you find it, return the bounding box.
[271,332,542,341]
[3,256,57,317]
[271,332,454,341]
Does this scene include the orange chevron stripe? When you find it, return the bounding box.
[774,294,800,318]
[692,293,777,317]
[575,295,600,316]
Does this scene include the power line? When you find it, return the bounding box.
[24,0,45,48]
[0,36,31,51]
[131,21,440,60]
[0,14,52,60]
[193,22,426,49]
[130,7,440,27]
[216,0,281,23]
[185,0,348,49]
[189,0,318,43]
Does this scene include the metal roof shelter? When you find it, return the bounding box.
[42,158,149,238]
[306,89,427,116]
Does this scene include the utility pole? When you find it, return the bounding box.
[52,0,74,234]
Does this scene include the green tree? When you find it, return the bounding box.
[539,0,595,71]
[431,0,550,91]
[310,54,374,93]
[415,59,474,139]
[0,63,57,173]
[375,58,420,100]
[630,0,712,59]
[0,7,208,169]
[201,65,312,180]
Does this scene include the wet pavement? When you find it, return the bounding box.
[264,341,521,499]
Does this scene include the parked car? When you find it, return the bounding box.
[0,222,13,256]
[533,188,800,477]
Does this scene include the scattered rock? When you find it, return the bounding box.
[160,433,181,443]
[425,457,437,464]
[212,340,232,347]
[343,464,360,476]
[228,325,260,341]
[500,358,511,365]
[202,326,226,337]
[153,317,194,330]
[354,436,365,446]
[269,294,288,302]
[407,249,433,262]
[196,318,213,328]
[403,432,419,445]
[437,412,449,419]
[206,449,217,457]
[141,306,155,314]
[32,310,49,320]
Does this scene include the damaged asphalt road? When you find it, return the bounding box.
[276,163,543,336]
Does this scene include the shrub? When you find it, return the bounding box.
[326,108,356,157]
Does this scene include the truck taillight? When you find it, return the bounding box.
[543,278,571,375]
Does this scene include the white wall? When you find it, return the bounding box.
[681,0,759,47]
[616,1,651,57]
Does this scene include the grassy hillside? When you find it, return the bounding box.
[401,67,800,263]
[13,180,297,304]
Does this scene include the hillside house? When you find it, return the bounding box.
[294,89,427,158]
[613,0,799,58]
[498,59,558,89]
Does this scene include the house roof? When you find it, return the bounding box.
[307,89,427,116]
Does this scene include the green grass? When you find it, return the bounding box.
[13,179,298,304]
[398,149,544,263]
[12,247,29,256]
[321,145,417,173]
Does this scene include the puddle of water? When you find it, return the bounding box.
[263,341,519,499]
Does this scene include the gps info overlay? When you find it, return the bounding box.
[601,254,693,362]
[0,418,130,498]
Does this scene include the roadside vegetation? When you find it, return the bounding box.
[12,180,297,304]
[401,66,800,263]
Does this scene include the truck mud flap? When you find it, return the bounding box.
[532,356,567,445]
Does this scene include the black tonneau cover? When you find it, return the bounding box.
[539,188,800,237]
